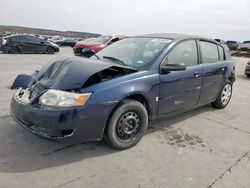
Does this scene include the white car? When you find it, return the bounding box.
[238,41,250,51]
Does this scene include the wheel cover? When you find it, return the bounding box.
[221,84,232,105]
[116,111,140,140]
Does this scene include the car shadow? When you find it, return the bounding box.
[0,104,215,173]
[147,104,214,135]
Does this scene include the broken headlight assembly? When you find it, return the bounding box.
[39,89,91,107]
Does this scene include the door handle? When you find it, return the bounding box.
[220,66,226,71]
[193,71,200,78]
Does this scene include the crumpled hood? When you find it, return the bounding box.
[35,57,133,90]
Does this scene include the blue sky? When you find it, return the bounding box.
[1,0,249,41]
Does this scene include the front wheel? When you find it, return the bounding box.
[47,47,55,54]
[212,82,232,109]
[104,99,148,150]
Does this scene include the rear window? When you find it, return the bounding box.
[200,41,219,64]
[12,36,30,43]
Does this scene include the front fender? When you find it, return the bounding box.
[83,71,160,119]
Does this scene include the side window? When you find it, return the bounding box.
[200,41,219,63]
[218,45,225,61]
[27,36,41,44]
[13,36,24,42]
[15,36,30,43]
[166,40,198,66]
[5,37,12,45]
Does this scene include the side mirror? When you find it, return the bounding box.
[160,64,186,74]
[108,42,113,45]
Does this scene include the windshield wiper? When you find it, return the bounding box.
[102,56,126,66]
[93,54,100,60]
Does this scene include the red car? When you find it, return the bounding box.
[73,35,125,57]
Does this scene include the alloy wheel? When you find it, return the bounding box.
[221,84,232,105]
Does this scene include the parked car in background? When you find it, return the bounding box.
[48,36,64,45]
[245,62,250,77]
[238,41,250,51]
[56,38,77,47]
[226,41,240,51]
[0,34,59,54]
[10,33,235,149]
[73,35,125,57]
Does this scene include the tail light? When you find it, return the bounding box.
[2,39,7,46]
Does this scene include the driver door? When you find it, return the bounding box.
[158,40,203,115]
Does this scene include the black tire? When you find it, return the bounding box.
[247,74,250,78]
[212,81,232,109]
[47,47,55,54]
[8,48,19,54]
[104,99,148,150]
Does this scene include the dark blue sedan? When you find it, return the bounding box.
[10,33,235,149]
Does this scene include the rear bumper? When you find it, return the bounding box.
[0,46,10,53]
[10,90,117,143]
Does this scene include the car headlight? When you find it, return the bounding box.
[39,89,91,107]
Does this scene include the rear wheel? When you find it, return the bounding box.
[212,82,232,109]
[104,99,148,150]
[47,47,55,54]
[8,48,19,54]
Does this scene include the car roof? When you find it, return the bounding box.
[133,33,194,39]
[132,33,214,41]
[3,34,34,38]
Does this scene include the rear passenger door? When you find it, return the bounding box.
[198,40,227,103]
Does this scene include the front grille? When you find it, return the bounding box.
[29,82,45,100]
[74,47,83,53]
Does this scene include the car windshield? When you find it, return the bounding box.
[91,36,110,44]
[92,37,172,70]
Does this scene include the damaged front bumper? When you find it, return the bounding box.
[73,47,83,55]
[73,47,95,57]
[10,88,117,143]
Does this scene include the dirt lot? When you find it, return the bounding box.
[0,47,250,188]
